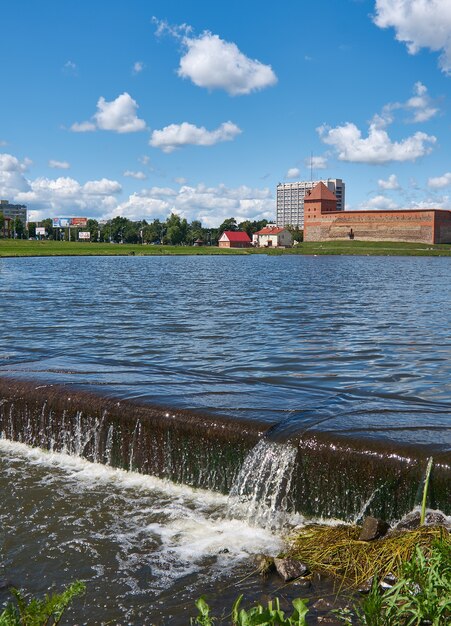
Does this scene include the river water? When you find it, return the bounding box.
[0,254,450,624]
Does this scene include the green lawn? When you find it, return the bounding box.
[1,238,450,257]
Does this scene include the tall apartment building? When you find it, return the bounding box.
[0,199,27,223]
[276,179,345,228]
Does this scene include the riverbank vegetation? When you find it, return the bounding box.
[285,524,447,589]
[0,581,85,625]
[0,534,448,624]
[1,239,450,258]
[191,535,450,625]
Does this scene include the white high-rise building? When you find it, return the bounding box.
[276,179,345,228]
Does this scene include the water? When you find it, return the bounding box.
[0,439,287,624]
[1,254,450,623]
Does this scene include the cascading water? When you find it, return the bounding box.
[0,380,449,521]
[228,439,299,529]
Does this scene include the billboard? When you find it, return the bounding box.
[53,217,71,228]
[71,217,88,227]
[52,217,88,228]
[36,227,46,236]
[78,231,91,240]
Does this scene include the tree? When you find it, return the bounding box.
[286,225,303,243]
[142,219,164,244]
[28,221,37,238]
[109,216,130,243]
[12,217,25,239]
[187,219,204,244]
[165,213,188,245]
[41,218,55,239]
[218,217,238,238]
[87,219,99,242]
[239,219,269,238]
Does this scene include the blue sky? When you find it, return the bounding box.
[1,0,450,226]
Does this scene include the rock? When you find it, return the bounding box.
[382,572,397,588]
[274,557,309,582]
[392,510,450,532]
[0,579,9,590]
[358,516,389,541]
[291,578,311,589]
[313,598,334,611]
[254,554,275,576]
[358,577,374,594]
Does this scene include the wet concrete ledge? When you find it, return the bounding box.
[0,377,449,520]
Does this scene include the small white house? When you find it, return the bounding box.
[255,226,293,248]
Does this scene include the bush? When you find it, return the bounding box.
[0,581,86,626]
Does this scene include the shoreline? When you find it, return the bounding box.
[1,239,451,257]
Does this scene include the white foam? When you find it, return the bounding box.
[0,438,225,506]
[0,438,285,590]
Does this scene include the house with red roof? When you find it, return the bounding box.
[218,230,252,248]
[255,226,293,248]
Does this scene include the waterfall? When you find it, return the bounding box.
[228,439,298,529]
[0,380,449,522]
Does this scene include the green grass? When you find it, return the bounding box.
[1,239,451,257]
[0,239,249,257]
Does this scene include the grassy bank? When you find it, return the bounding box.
[1,238,451,257]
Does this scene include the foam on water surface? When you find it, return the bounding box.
[0,438,285,614]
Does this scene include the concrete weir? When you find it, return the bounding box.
[0,378,449,522]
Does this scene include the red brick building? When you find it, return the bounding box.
[304,182,451,244]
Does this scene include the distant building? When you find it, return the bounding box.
[255,226,293,248]
[218,231,252,248]
[0,200,27,224]
[303,182,451,244]
[1,216,12,238]
[276,179,345,229]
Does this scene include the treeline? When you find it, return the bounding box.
[2,213,303,244]
[26,215,274,245]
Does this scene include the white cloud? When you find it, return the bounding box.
[114,183,274,225]
[374,0,451,75]
[123,170,147,180]
[71,93,146,133]
[0,153,32,198]
[1,151,275,225]
[70,121,96,133]
[378,174,400,189]
[176,30,277,96]
[0,140,8,147]
[404,82,438,122]
[378,82,439,124]
[305,155,328,170]
[132,61,145,74]
[427,172,451,189]
[49,160,70,170]
[174,177,188,184]
[318,120,436,164]
[150,121,241,153]
[286,167,300,179]
[83,178,122,195]
[63,60,78,75]
[139,155,151,166]
[15,175,121,221]
[359,194,399,210]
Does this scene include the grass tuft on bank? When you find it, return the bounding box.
[285,524,449,589]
